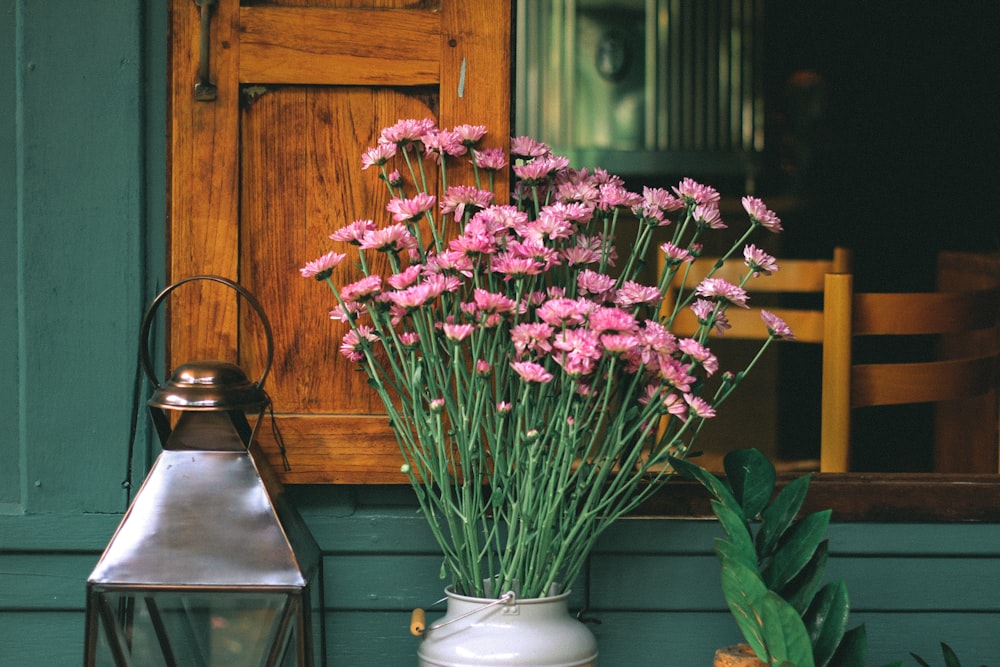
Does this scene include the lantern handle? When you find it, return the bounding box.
[139,275,274,391]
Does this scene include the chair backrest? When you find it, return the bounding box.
[662,247,853,343]
[819,273,1000,472]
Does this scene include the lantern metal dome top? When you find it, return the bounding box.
[140,275,274,412]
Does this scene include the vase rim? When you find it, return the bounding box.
[444,585,572,605]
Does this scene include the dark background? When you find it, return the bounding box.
[762,1,1000,470]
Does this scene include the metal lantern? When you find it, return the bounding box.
[84,276,322,667]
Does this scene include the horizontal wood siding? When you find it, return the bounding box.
[4,497,998,665]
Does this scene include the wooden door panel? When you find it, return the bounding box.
[170,0,511,483]
[239,7,441,85]
[240,86,434,416]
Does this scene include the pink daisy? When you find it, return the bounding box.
[386,193,436,223]
[510,361,554,384]
[330,219,376,245]
[696,278,750,308]
[743,244,780,276]
[741,196,783,232]
[761,310,796,340]
[300,250,346,280]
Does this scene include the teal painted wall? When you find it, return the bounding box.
[1,2,998,665]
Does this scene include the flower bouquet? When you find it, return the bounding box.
[302,118,791,600]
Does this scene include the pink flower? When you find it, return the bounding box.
[329,301,362,322]
[741,196,783,232]
[440,186,494,222]
[386,193,436,223]
[442,323,475,342]
[690,299,730,335]
[520,208,575,242]
[330,219,376,245]
[657,357,696,393]
[473,205,528,233]
[452,123,488,146]
[507,241,560,272]
[660,242,695,267]
[761,310,795,340]
[696,278,750,308]
[613,281,662,308]
[510,135,551,159]
[597,182,642,211]
[387,264,422,289]
[399,331,420,347]
[300,250,346,279]
[491,253,544,278]
[513,155,569,183]
[562,245,601,267]
[576,272,615,301]
[379,118,436,148]
[510,322,554,357]
[472,147,507,170]
[473,288,516,314]
[339,275,382,302]
[510,361,554,383]
[684,394,716,419]
[743,244,779,276]
[588,307,637,334]
[359,224,418,253]
[673,178,720,206]
[476,359,491,375]
[361,144,396,169]
[425,250,475,276]
[340,326,378,362]
[693,203,726,230]
[678,338,719,376]
[537,298,592,327]
[422,129,466,159]
[601,333,640,355]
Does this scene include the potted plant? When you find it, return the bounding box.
[301,118,792,665]
[672,449,869,667]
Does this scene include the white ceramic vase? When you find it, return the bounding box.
[417,587,599,667]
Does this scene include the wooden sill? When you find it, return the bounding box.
[633,473,1000,522]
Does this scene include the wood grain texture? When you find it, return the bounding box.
[172,0,511,483]
[239,7,441,85]
[168,0,241,366]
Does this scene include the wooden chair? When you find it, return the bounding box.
[663,247,854,343]
[657,247,852,472]
[819,273,1000,472]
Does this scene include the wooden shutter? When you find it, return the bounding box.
[169,0,512,482]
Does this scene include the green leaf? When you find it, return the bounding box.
[910,654,933,667]
[802,580,850,667]
[713,500,756,563]
[756,591,815,667]
[831,625,868,667]
[941,643,961,667]
[669,455,741,514]
[762,509,831,591]
[719,556,771,661]
[724,448,776,520]
[756,473,812,557]
[780,540,829,615]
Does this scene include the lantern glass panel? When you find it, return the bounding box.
[90,591,301,667]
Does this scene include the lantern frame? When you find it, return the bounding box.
[84,276,322,667]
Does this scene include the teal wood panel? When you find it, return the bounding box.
[0,0,18,514]
[0,553,92,611]
[589,554,728,611]
[13,0,146,515]
[0,513,121,551]
[0,611,85,666]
